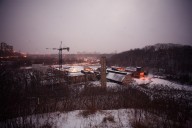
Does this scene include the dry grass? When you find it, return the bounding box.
[79,107,98,118]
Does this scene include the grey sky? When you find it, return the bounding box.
[0,0,192,54]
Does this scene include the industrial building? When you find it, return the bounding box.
[106,69,132,85]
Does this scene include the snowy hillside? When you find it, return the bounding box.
[0,109,135,128]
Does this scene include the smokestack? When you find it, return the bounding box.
[100,56,106,87]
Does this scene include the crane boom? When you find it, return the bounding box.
[46,41,70,70]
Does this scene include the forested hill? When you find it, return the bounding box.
[108,43,192,74]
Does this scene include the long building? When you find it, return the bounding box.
[106,69,132,85]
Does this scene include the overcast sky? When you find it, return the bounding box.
[0,0,192,54]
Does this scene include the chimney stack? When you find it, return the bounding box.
[100,56,106,87]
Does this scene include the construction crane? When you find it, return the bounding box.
[46,41,69,70]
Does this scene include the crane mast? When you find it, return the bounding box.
[46,41,69,70]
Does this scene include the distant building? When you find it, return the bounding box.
[83,66,93,73]
[107,69,132,85]
[111,66,125,71]
[67,72,96,84]
[109,66,145,79]
[0,42,13,52]
[125,67,137,72]
[125,67,145,78]
[32,64,49,74]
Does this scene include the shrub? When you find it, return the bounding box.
[102,115,115,123]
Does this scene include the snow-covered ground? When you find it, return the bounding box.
[52,65,100,72]
[149,78,192,91]
[0,109,134,128]
[133,76,192,91]
[91,81,120,88]
[91,76,192,91]
[91,75,192,91]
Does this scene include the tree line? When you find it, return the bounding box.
[108,43,192,84]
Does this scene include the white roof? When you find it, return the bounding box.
[107,72,126,82]
[107,69,132,75]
